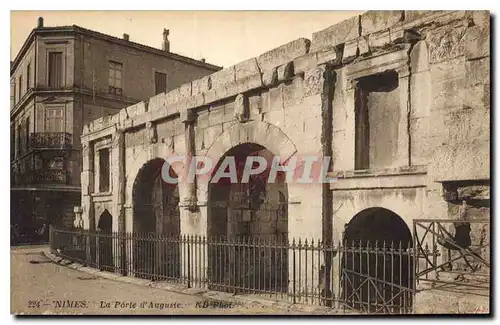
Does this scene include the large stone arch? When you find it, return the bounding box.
[129,156,181,280]
[198,121,297,203]
[205,121,297,164]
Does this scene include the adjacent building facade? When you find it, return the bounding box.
[10,17,221,233]
[78,10,490,305]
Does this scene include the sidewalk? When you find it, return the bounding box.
[42,248,342,315]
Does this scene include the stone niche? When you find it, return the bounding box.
[354,70,400,170]
[344,45,412,171]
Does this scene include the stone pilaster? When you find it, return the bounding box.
[180,108,198,211]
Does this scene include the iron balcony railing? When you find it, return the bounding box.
[11,164,68,186]
[50,227,418,314]
[30,132,72,149]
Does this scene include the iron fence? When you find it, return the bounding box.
[50,227,416,314]
[413,218,490,294]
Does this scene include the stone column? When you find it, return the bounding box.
[112,130,126,274]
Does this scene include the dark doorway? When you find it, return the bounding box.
[132,158,180,280]
[208,143,289,293]
[97,209,113,271]
[341,207,413,313]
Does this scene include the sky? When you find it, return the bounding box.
[10,11,362,67]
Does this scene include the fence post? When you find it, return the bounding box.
[292,238,296,304]
[187,235,191,288]
[85,230,91,266]
[49,225,53,251]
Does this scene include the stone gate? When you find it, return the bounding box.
[79,10,490,298]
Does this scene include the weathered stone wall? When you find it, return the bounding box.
[80,10,490,299]
[325,11,490,241]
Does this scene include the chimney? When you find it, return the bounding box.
[162,29,170,52]
[123,33,130,41]
[37,17,44,28]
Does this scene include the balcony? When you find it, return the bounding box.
[30,132,72,150]
[11,168,68,186]
[11,150,71,187]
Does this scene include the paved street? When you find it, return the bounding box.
[11,245,293,315]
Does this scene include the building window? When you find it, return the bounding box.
[98,148,110,192]
[155,72,167,95]
[354,71,399,170]
[26,63,31,89]
[16,126,21,157]
[11,124,15,161]
[109,61,123,95]
[18,75,22,101]
[11,78,15,107]
[25,117,30,150]
[48,52,63,88]
[45,107,64,132]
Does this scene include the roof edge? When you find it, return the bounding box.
[11,25,222,75]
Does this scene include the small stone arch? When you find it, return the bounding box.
[341,207,414,313]
[97,209,113,271]
[343,207,412,246]
[97,209,113,233]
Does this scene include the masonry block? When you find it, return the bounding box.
[311,16,360,52]
[248,94,262,117]
[192,75,211,95]
[293,52,318,75]
[342,39,358,63]
[234,57,261,80]
[208,103,224,126]
[257,38,311,72]
[210,66,236,90]
[465,25,490,60]
[361,10,404,35]
[236,73,262,94]
[165,88,181,106]
[465,58,490,87]
[304,66,327,97]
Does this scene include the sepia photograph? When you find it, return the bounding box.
[8,8,492,316]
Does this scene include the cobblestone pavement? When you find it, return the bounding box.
[11,245,298,315]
